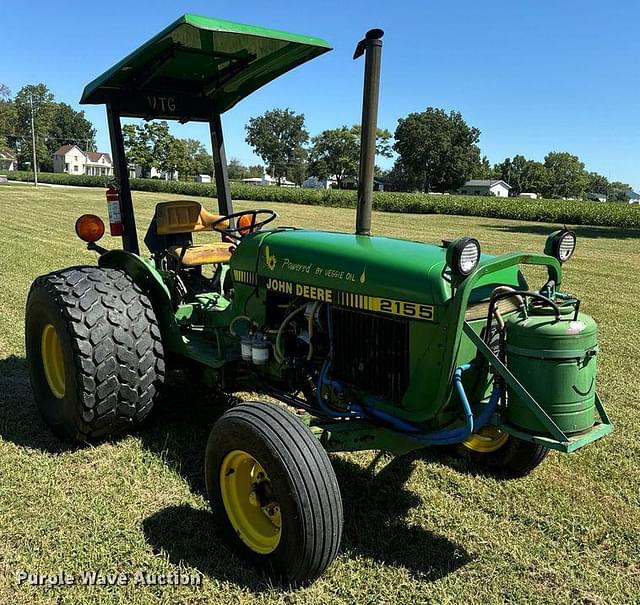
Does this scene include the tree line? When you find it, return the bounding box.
[244,106,633,200]
[0,83,96,172]
[0,81,633,200]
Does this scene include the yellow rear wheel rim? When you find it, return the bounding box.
[220,449,281,554]
[41,324,65,399]
[462,425,509,453]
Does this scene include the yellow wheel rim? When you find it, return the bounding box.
[462,425,509,453]
[219,450,281,554]
[41,323,65,399]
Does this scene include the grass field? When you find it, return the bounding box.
[0,183,639,605]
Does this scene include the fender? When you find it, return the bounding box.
[98,250,186,355]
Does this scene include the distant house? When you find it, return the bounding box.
[459,179,511,197]
[303,174,384,191]
[0,150,17,172]
[242,174,295,187]
[303,175,338,189]
[626,191,640,205]
[194,174,212,183]
[128,165,178,180]
[586,192,608,203]
[53,144,113,176]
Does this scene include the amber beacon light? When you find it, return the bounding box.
[75,214,105,243]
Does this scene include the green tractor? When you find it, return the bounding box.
[25,14,612,585]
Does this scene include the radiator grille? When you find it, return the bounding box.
[331,306,410,404]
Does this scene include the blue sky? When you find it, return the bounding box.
[2,0,639,190]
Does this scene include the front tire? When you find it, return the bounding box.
[25,266,165,442]
[458,425,549,477]
[205,402,343,585]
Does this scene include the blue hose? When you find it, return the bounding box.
[315,305,500,442]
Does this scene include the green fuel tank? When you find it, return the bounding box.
[505,305,598,435]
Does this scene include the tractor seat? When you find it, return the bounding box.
[156,200,229,234]
[168,243,234,267]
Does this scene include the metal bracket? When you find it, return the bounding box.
[463,321,613,452]
[463,321,569,443]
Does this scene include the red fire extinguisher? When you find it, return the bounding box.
[106,184,123,236]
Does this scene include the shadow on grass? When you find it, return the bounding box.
[143,448,470,585]
[332,452,472,580]
[0,357,470,585]
[0,355,77,454]
[142,505,270,590]
[486,222,640,240]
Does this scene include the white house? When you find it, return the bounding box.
[586,192,608,203]
[459,179,511,197]
[194,174,212,183]
[53,144,113,176]
[0,150,17,172]
[303,175,338,189]
[242,173,295,187]
[303,174,384,191]
[128,165,178,180]
[627,190,640,204]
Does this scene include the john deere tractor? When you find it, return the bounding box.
[25,15,612,584]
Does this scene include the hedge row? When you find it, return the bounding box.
[6,170,639,229]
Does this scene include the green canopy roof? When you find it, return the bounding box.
[80,14,331,121]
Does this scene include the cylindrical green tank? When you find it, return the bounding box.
[505,305,598,435]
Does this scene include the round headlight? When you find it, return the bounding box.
[447,237,481,276]
[545,229,576,263]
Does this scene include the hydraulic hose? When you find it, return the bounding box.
[274,303,307,363]
[484,290,561,345]
[358,365,501,445]
[229,315,253,337]
[314,306,501,443]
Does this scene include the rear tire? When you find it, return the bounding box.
[205,402,343,585]
[458,427,549,477]
[25,266,165,442]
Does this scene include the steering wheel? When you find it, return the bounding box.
[210,209,277,242]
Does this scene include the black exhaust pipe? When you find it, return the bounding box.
[354,28,384,236]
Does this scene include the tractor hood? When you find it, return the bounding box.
[231,229,522,308]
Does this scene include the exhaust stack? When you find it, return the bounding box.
[353,28,384,236]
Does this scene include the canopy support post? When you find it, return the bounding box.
[210,111,233,217]
[106,102,139,254]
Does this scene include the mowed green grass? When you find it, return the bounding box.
[0,183,639,605]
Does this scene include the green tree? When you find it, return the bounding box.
[160,137,189,179]
[471,155,493,180]
[607,181,632,202]
[0,84,16,151]
[586,171,609,195]
[123,123,153,176]
[542,152,588,198]
[385,159,421,192]
[123,121,177,177]
[308,125,392,188]
[193,150,214,176]
[494,154,547,195]
[286,146,308,186]
[393,107,482,192]
[43,103,97,171]
[245,108,308,185]
[178,138,209,177]
[247,164,264,178]
[227,158,247,180]
[14,84,56,170]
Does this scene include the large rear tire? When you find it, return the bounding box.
[205,402,343,585]
[25,266,165,442]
